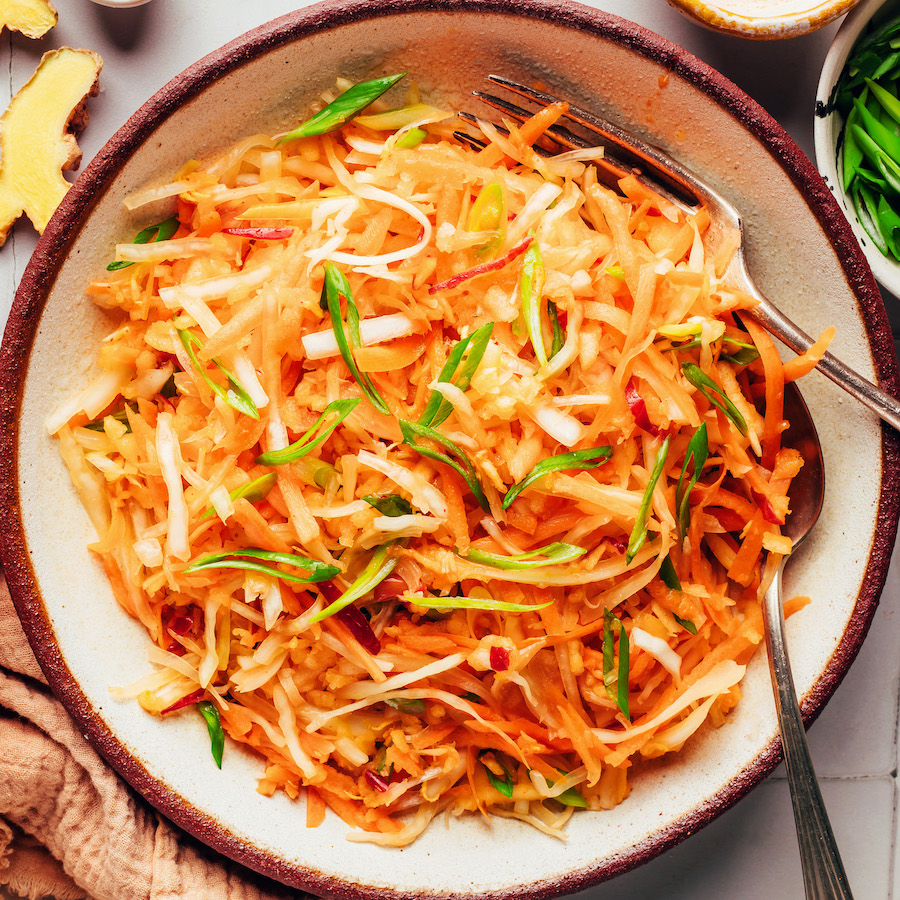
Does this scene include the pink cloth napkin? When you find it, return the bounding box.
[0,576,307,900]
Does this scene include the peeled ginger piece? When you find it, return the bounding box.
[0,0,57,37]
[0,47,102,244]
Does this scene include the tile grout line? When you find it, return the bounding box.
[4,30,13,283]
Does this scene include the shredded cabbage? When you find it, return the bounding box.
[53,75,819,847]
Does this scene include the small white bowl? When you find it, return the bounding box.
[815,0,900,295]
[668,0,861,39]
[88,0,153,7]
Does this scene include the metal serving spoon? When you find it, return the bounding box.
[765,383,852,899]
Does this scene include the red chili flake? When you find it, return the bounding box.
[165,641,186,656]
[374,572,409,604]
[752,490,784,525]
[316,579,342,604]
[489,646,510,672]
[169,614,194,635]
[365,769,391,792]
[161,687,205,716]
[710,507,746,532]
[428,236,533,294]
[336,605,381,655]
[600,536,627,554]
[221,227,294,240]
[624,378,661,437]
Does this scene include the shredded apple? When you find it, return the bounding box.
[50,75,828,845]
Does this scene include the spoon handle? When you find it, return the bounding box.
[763,568,854,900]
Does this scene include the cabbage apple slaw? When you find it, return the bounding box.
[48,74,833,845]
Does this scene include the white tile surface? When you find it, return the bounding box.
[806,539,900,778]
[578,777,895,900]
[0,3,898,899]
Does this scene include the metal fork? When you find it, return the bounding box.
[468,76,900,432]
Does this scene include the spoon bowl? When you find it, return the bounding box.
[764,382,851,899]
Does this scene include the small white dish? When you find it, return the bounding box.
[88,0,153,7]
[815,0,900,295]
[668,0,861,39]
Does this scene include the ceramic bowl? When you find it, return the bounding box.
[815,0,900,296]
[1,0,899,897]
[669,0,861,38]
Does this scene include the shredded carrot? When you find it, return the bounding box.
[306,787,327,828]
[783,326,836,383]
[741,316,785,470]
[53,75,818,849]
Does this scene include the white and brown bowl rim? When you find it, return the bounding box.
[0,0,898,896]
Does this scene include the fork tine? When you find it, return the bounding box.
[471,91,589,152]
[457,110,559,159]
[486,75,701,207]
[470,92,636,185]
[453,129,487,151]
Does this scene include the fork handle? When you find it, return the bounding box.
[750,295,900,432]
[764,568,854,900]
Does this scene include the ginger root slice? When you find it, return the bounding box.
[0,47,102,244]
[0,0,58,38]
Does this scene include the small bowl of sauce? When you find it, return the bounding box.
[668,0,862,38]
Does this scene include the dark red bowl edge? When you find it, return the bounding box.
[1,1,898,898]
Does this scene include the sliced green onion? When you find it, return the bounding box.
[290,457,340,491]
[843,103,865,192]
[403,593,552,612]
[178,329,259,420]
[853,181,892,255]
[255,398,360,465]
[866,77,900,126]
[626,435,671,564]
[363,494,413,517]
[675,423,709,543]
[479,750,514,798]
[605,265,625,280]
[548,300,564,359]
[399,419,490,513]
[853,122,900,192]
[418,323,493,428]
[356,103,443,130]
[853,95,900,166]
[309,543,398,623]
[602,609,630,720]
[555,787,588,807]
[659,555,682,591]
[395,127,427,149]
[108,216,179,271]
[83,405,134,432]
[668,333,759,366]
[197,700,224,769]
[877,192,900,258]
[279,73,407,143]
[721,345,761,366]
[200,472,278,520]
[658,320,703,340]
[681,363,747,435]
[467,182,505,257]
[545,773,588,808]
[463,541,585,570]
[502,446,611,509]
[385,697,427,714]
[322,263,391,415]
[674,613,698,635]
[184,548,339,584]
[520,239,548,367]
